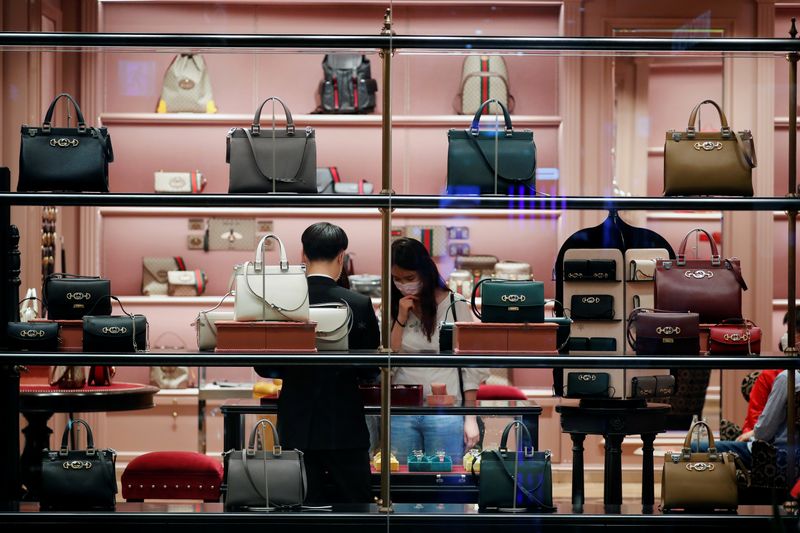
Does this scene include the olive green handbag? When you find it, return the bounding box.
[664,100,756,196]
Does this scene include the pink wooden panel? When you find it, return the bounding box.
[773,217,800,300]
[396,4,560,36]
[773,126,800,198]
[774,9,796,117]
[646,217,723,258]
[102,3,258,33]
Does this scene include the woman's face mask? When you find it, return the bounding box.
[395,280,423,296]
[392,266,422,296]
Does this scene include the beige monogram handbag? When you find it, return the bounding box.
[234,234,309,322]
[458,55,514,115]
[156,54,217,113]
[167,269,207,296]
[142,257,186,295]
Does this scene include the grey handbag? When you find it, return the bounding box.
[224,418,307,510]
[227,97,317,193]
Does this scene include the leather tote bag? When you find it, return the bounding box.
[83,296,148,353]
[40,419,117,510]
[654,229,748,323]
[626,308,700,356]
[156,54,217,114]
[19,93,113,192]
[234,233,310,322]
[309,302,351,351]
[225,418,307,510]
[661,421,739,511]
[664,99,756,196]
[471,278,544,323]
[44,273,111,320]
[447,98,536,195]
[227,96,316,193]
[477,420,553,511]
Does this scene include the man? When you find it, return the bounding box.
[257,222,379,505]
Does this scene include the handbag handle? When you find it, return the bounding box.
[676,228,720,265]
[442,291,464,323]
[42,93,87,132]
[252,96,295,135]
[59,418,95,456]
[254,233,289,272]
[247,418,282,455]
[681,420,718,460]
[686,99,730,136]
[469,98,513,136]
[499,420,534,453]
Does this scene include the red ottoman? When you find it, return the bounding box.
[476,384,528,401]
[122,451,223,502]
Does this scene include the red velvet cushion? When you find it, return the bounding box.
[791,478,800,500]
[476,384,527,401]
[122,451,223,501]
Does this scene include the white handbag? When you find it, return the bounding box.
[234,234,309,322]
[195,293,233,351]
[154,170,206,193]
[310,302,352,351]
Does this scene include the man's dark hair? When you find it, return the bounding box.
[301,222,349,261]
[783,307,800,327]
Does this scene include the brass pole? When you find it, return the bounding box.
[785,18,798,489]
[378,7,394,514]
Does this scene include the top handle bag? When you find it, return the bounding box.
[664,99,756,197]
[447,98,536,196]
[227,96,317,194]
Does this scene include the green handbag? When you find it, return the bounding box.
[472,278,544,323]
[476,420,554,511]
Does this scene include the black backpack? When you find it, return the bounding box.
[319,54,377,113]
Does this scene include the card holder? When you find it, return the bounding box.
[629,259,657,281]
[570,294,615,320]
[566,372,612,398]
[567,337,617,352]
[563,259,616,281]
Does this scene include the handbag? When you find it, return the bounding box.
[40,419,117,510]
[626,308,700,356]
[319,54,377,114]
[708,319,761,356]
[150,332,191,389]
[447,98,536,195]
[472,278,544,324]
[7,321,59,351]
[196,293,233,351]
[631,375,676,399]
[458,56,514,115]
[477,420,553,510]
[18,93,113,192]
[494,260,532,280]
[142,256,186,296]
[563,259,616,281]
[154,170,206,193]
[565,372,612,398]
[661,420,739,511]
[156,54,217,113]
[234,233,309,322]
[316,167,374,194]
[438,293,463,352]
[664,99,756,196]
[167,269,207,296]
[49,365,86,389]
[309,302,351,351]
[44,273,111,320]
[83,296,148,353]
[224,418,307,510]
[569,295,615,320]
[629,259,658,281]
[654,228,748,323]
[227,96,316,193]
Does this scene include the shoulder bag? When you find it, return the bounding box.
[664,99,756,196]
[626,308,700,356]
[19,93,113,192]
[196,292,234,351]
[471,278,544,323]
[227,96,316,193]
[477,420,553,511]
[40,419,117,510]
[83,296,148,353]
[167,269,207,296]
[44,273,111,320]
[309,301,352,351]
[224,418,307,510]
[708,319,761,356]
[447,98,536,195]
[7,320,59,351]
[654,228,747,323]
[142,256,186,296]
[233,233,309,322]
[661,420,739,511]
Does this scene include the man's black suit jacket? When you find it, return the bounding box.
[256,275,380,450]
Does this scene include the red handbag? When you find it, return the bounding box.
[654,228,748,323]
[708,320,761,355]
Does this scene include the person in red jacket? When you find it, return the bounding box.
[736,369,782,442]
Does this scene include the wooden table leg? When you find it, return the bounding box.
[604,434,625,506]
[570,433,586,507]
[641,433,657,506]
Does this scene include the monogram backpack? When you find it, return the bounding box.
[458,55,514,115]
[157,54,217,114]
[319,54,377,113]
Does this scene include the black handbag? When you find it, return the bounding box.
[18,93,113,192]
[570,295,615,320]
[7,321,59,351]
[44,273,111,320]
[40,418,117,510]
[227,97,316,193]
[567,337,617,352]
[438,293,462,352]
[566,372,612,398]
[447,98,536,195]
[83,296,148,352]
[472,278,545,323]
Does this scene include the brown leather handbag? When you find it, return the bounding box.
[661,421,739,511]
[654,229,747,323]
[664,99,756,196]
[626,308,700,356]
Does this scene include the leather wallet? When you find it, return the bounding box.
[570,295,614,320]
[566,372,611,398]
[7,321,59,351]
[631,375,676,398]
[567,337,617,352]
[563,259,616,281]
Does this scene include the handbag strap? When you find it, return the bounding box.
[470,98,513,134]
[247,418,281,452]
[242,127,310,184]
[470,277,495,319]
[254,233,289,271]
[86,295,148,352]
[486,449,554,510]
[42,93,86,131]
[59,418,95,456]
[681,420,718,459]
[499,419,534,451]
[310,300,354,339]
[677,228,719,264]
[686,99,729,133]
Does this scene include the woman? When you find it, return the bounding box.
[389,237,488,462]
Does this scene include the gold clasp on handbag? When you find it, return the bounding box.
[656,326,681,335]
[500,294,526,303]
[724,332,749,342]
[693,141,722,151]
[686,462,715,472]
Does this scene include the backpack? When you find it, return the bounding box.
[319,54,377,113]
[458,55,514,115]
[157,54,217,114]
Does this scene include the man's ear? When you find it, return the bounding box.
[301,252,309,264]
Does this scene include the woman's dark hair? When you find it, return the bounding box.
[391,237,447,341]
[301,222,349,261]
